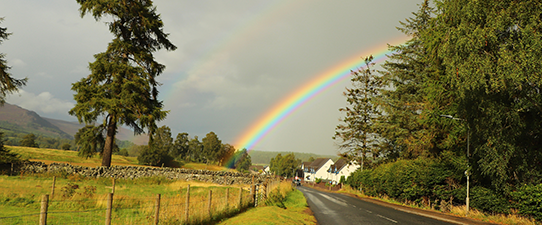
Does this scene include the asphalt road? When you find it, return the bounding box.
[298,186,455,225]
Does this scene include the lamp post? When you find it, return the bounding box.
[440,114,470,216]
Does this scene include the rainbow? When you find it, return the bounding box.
[232,36,409,154]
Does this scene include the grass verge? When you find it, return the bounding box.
[218,186,316,225]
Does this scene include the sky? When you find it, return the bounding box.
[0,0,421,156]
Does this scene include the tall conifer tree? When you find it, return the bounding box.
[0,17,27,105]
[70,0,177,167]
[334,56,383,170]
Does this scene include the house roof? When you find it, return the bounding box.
[249,165,264,171]
[307,158,332,171]
[302,162,312,168]
[329,158,348,171]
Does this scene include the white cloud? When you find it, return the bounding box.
[6,90,74,118]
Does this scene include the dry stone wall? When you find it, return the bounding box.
[15,161,269,185]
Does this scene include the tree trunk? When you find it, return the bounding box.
[102,117,117,167]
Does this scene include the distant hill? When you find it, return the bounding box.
[0,102,148,145]
[248,150,339,165]
[0,103,72,139]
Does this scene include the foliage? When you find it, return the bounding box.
[171,132,189,159]
[61,143,71,150]
[339,176,346,184]
[60,182,80,199]
[421,0,542,192]
[0,132,19,164]
[19,133,39,148]
[138,126,174,166]
[187,136,203,162]
[376,0,439,160]
[470,186,510,214]
[512,183,542,221]
[347,157,462,206]
[269,153,300,178]
[70,0,176,167]
[74,125,105,159]
[334,56,383,170]
[0,17,27,105]
[202,131,222,164]
[227,148,251,172]
[248,150,336,165]
[138,145,172,167]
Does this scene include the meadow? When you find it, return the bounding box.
[0,146,311,224]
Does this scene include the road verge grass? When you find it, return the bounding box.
[218,183,316,225]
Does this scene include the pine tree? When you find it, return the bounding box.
[377,0,453,159]
[334,56,383,170]
[0,132,19,164]
[70,0,177,167]
[0,17,27,105]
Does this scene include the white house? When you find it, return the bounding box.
[304,158,334,182]
[327,158,360,184]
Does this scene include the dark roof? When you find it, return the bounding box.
[330,158,348,171]
[302,162,312,168]
[249,165,264,171]
[307,158,331,170]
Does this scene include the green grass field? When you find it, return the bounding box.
[1,146,316,224]
[218,188,316,225]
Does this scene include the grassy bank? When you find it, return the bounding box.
[218,183,316,225]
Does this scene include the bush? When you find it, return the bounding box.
[137,146,173,167]
[347,157,461,206]
[512,183,542,221]
[470,186,510,214]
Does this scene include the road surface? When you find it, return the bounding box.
[298,185,456,225]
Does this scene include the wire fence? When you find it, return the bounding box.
[0,177,281,225]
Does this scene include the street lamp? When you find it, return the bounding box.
[440,114,470,216]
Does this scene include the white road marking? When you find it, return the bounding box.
[377,214,398,223]
[318,193,348,207]
[366,210,373,214]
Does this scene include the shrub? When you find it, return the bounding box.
[470,186,510,214]
[60,182,79,199]
[347,157,462,206]
[512,183,542,221]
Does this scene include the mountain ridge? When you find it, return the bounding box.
[0,102,148,145]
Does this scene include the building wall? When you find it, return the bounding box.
[329,163,360,184]
[312,159,334,181]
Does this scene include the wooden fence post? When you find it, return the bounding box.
[238,187,242,209]
[208,190,213,218]
[225,188,229,209]
[39,194,49,225]
[154,194,161,225]
[111,178,115,194]
[185,185,190,222]
[105,193,113,225]
[51,176,56,199]
[251,185,256,205]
